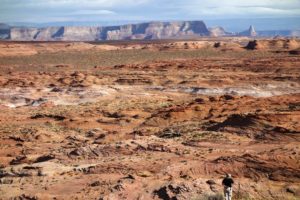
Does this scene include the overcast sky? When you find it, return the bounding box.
[1,0,300,23]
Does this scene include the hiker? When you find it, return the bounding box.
[222,173,234,200]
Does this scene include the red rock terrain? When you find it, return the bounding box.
[0,39,299,200]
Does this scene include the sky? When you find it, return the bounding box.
[1,0,300,30]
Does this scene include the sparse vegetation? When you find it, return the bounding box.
[193,193,224,200]
[193,193,257,200]
[0,48,277,72]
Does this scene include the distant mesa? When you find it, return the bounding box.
[0,23,10,39]
[209,26,233,37]
[0,21,299,41]
[6,21,211,41]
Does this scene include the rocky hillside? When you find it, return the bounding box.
[8,21,210,41]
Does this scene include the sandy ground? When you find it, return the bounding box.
[0,39,300,200]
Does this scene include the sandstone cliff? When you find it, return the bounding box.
[7,21,210,41]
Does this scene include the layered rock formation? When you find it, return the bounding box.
[8,21,210,41]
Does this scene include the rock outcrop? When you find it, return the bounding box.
[245,39,300,50]
[239,25,257,37]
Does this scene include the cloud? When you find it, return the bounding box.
[0,0,300,22]
[0,0,149,9]
[151,0,300,18]
[69,9,116,15]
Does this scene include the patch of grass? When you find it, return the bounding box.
[0,124,19,134]
[190,131,227,141]
[193,192,258,200]
[158,101,174,108]
[43,122,67,133]
[235,192,254,200]
[192,193,224,200]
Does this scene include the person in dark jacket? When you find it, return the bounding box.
[222,174,234,200]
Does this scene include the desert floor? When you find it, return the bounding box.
[0,39,299,200]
